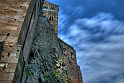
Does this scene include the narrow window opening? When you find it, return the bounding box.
[57,80,60,83]
[43,6,48,11]
[29,51,34,59]
[52,16,53,21]
[50,7,55,12]
[28,51,34,64]
[49,16,51,20]
[0,33,10,57]
[62,48,67,55]
[38,77,42,82]
[7,33,10,36]
[10,45,12,47]
[71,52,74,60]
[0,42,4,57]
[7,53,10,57]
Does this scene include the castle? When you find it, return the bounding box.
[0,0,83,83]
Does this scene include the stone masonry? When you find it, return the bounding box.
[42,1,59,35]
[0,0,83,83]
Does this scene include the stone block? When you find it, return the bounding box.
[0,81,12,83]
[6,36,18,43]
[1,54,19,63]
[4,63,17,73]
[0,36,6,42]
[0,72,14,81]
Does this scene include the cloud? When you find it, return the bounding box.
[47,0,124,83]
[59,12,124,83]
[50,0,124,21]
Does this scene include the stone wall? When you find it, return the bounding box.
[42,1,59,35]
[23,16,70,83]
[0,0,83,83]
[13,0,44,83]
[58,39,83,83]
[0,0,31,83]
[22,16,83,83]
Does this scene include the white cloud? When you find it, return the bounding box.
[59,12,124,83]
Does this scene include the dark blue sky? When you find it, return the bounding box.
[47,0,124,83]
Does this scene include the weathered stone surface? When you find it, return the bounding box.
[43,1,59,35]
[0,0,83,83]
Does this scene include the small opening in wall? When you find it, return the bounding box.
[20,6,22,8]
[45,68,49,71]
[71,52,74,60]
[43,6,48,11]
[30,51,34,58]
[38,77,42,82]
[7,53,10,57]
[10,45,12,47]
[7,33,10,36]
[49,16,51,20]
[42,71,44,74]
[52,16,53,21]
[2,56,4,57]
[14,19,16,21]
[57,80,60,83]
[0,42,4,57]
[50,7,55,12]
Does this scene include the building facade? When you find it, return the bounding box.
[0,0,83,83]
[42,1,59,35]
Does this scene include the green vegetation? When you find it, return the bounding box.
[25,68,34,78]
[54,70,61,79]
[43,75,51,80]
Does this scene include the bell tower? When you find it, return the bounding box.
[42,1,59,35]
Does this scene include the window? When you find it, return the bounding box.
[49,16,53,21]
[52,16,53,20]
[0,42,4,56]
[43,6,48,11]
[50,7,55,12]
[49,16,51,20]
[62,48,67,55]
[71,52,75,60]
[0,33,10,57]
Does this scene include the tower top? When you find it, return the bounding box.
[42,1,59,35]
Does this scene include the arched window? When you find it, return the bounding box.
[50,7,55,12]
[43,6,48,11]
[71,52,75,60]
[62,48,67,55]
[49,16,51,20]
[51,16,54,20]
[49,16,54,21]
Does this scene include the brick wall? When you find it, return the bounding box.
[0,0,30,83]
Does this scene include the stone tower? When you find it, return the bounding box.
[42,1,59,35]
[0,0,83,83]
